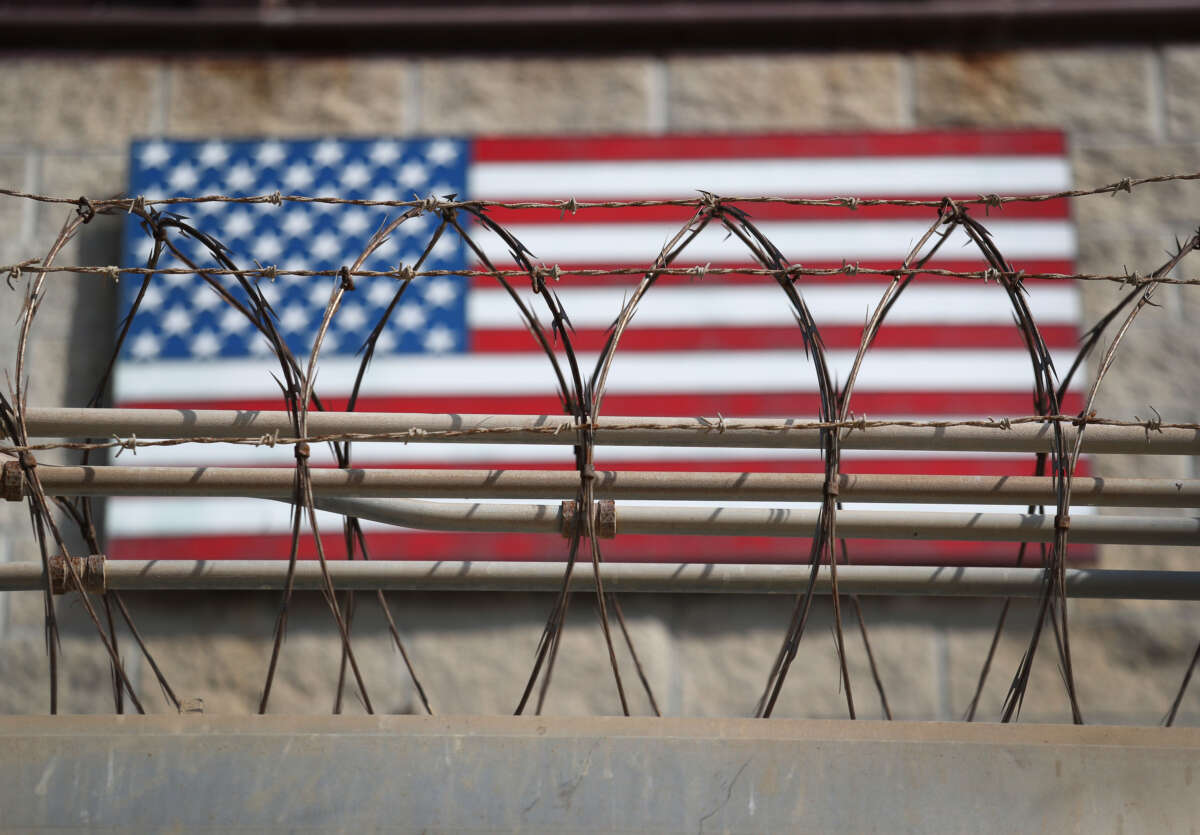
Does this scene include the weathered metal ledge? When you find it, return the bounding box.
[0,716,1196,832]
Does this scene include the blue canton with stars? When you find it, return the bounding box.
[120,138,471,362]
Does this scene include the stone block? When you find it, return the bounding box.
[419,58,653,134]
[672,596,939,720]
[401,593,672,717]
[167,59,409,137]
[102,590,672,717]
[35,152,128,235]
[667,54,906,132]
[914,50,1155,140]
[0,154,28,251]
[0,633,136,714]
[1165,47,1200,141]
[946,598,1200,725]
[0,60,159,152]
[1072,143,1200,229]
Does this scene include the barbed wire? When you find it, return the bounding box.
[3,167,1199,212]
[5,261,1199,286]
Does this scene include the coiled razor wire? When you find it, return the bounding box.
[1,175,1199,723]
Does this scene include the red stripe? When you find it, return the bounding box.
[108,531,1094,566]
[473,324,1080,353]
[466,259,1078,287]
[473,132,1066,163]
[121,391,1087,418]
[483,198,1069,225]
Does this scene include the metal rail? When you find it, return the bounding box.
[308,496,1200,546]
[14,407,1200,454]
[9,559,1200,601]
[30,465,1200,508]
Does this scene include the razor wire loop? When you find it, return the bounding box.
[1,171,1199,722]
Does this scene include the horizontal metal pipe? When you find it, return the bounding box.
[4,560,1200,601]
[311,496,1200,546]
[16,407,1200,455]
[33,465,1200,508]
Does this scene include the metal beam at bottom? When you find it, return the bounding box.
[0,717,1196,833]
[6,560,1200,600]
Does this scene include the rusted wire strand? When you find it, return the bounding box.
[3,167,1198,211]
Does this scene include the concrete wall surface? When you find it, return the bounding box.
[0,48,1198,723]
[1,715,1197,833]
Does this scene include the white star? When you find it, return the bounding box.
[430,234,459,260]
[248,334,274,355]
[426,139,459,166]
[337,302,368,332]
[399,214,429,236]
[162,271,192,288]
[191,288,222,312]
[310,232,339,261]
[168,163,198,191]
[199,141,230,168]
[398,161,429,189]
[190,330,222,359]
[372,236,397,258]
[341,162,370,190]
[396,303,427,331]
[257,283,281,307]
[423,325,456,354]
[161,306,191,336]
[129,331,161,360]
[219,307,249,333]
[339,208,370,237]
[314,140,344,167]
[139,283,165,310]
[140,141,171,169]
[309,280,334,308]
[255,233,283,261]
[282,210,312,239]
[374,329,397,352]
[256,141,286,168]
[225,162,255,192]
[224,208,254,240]
[367,279,398,307]
[423,277,458,308]
[280,302,310,333]
[284,163,314,191]
[283,255,308,272]
[370,141,402,165]
[370,185,400,203]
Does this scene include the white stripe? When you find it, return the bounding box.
[477,219,1074,265]
[469,283,1081,329]
[114,348,1081,402]
[92,441,1032,468]
[106,496,1096,538]
[471,156,1072,200]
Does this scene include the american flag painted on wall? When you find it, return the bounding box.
[111,132,1088,565]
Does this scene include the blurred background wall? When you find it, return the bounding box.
[0,2,1198,722]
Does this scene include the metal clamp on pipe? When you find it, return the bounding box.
[48,554,106,595]
[2,460,24,501]
[561,499,617,539]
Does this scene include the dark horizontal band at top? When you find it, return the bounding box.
[3,2,1199,52]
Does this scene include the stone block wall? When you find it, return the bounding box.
[0,48,1197,722]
